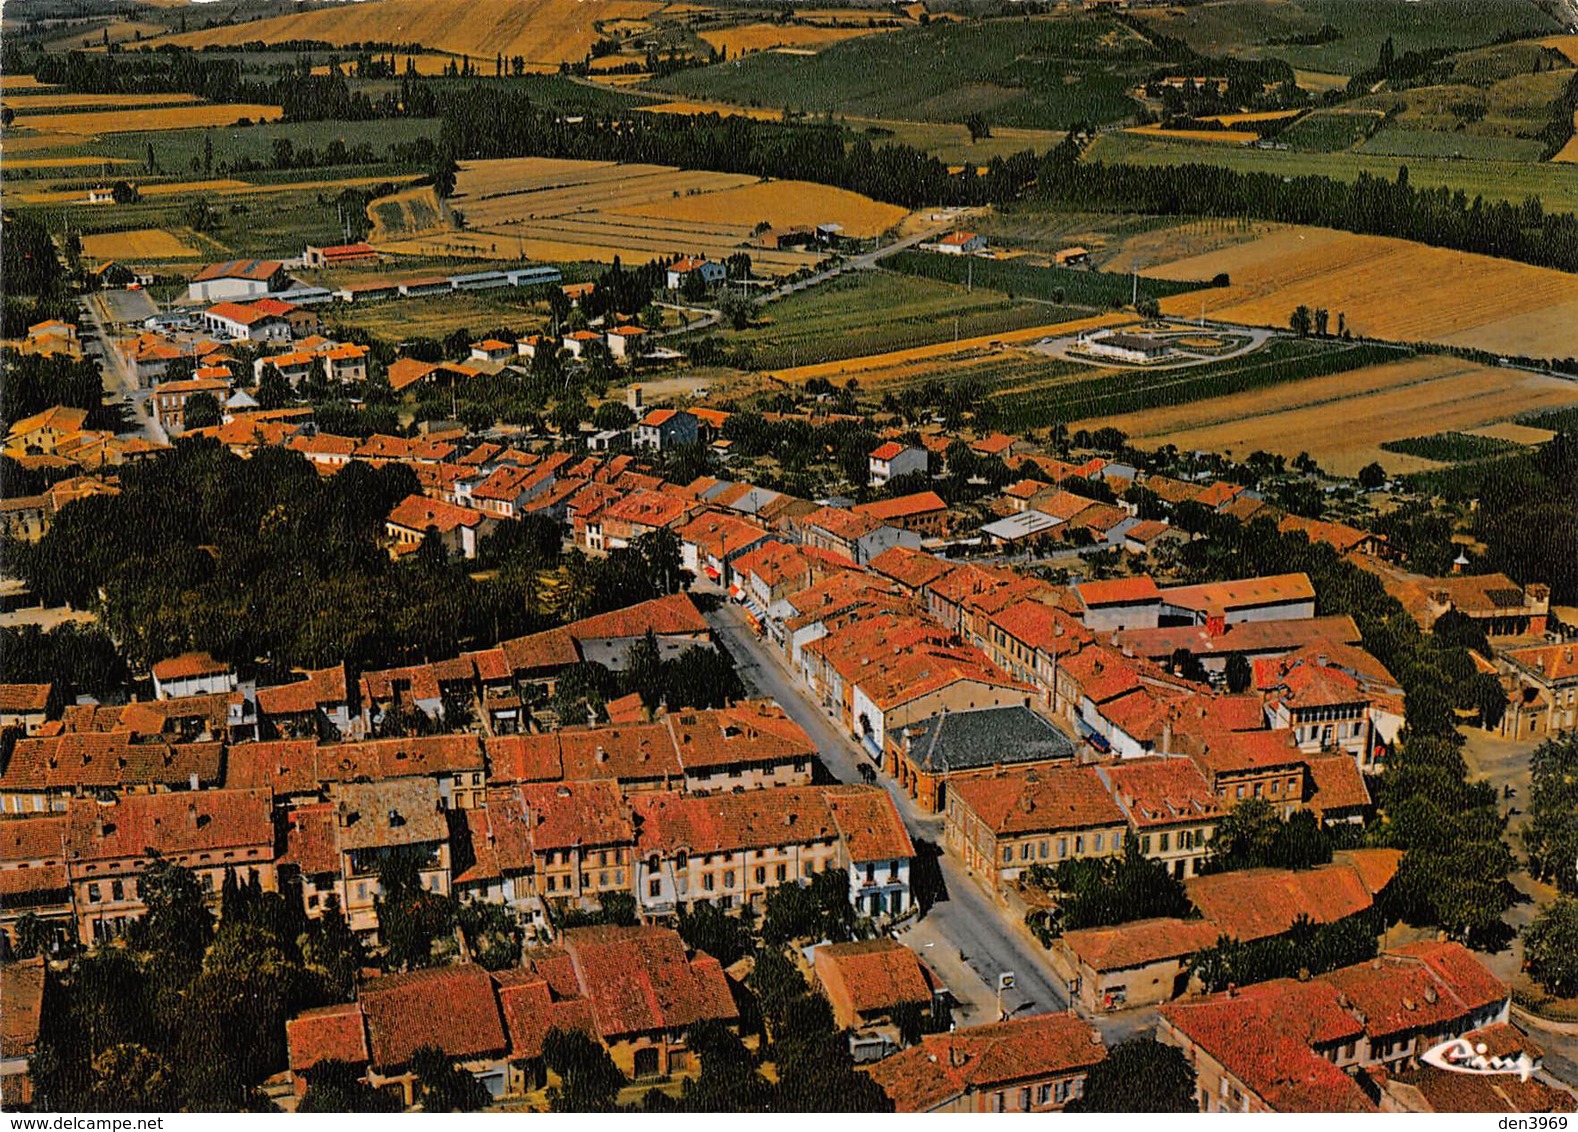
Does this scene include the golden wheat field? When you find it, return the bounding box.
[1203,110,1303,126]
[698,22,890,56]
[1092,354,1578,476]
[20,104,283,136]
[1148,225,1578,357]
[1294,70,1351,92]
[370,157,908,274]
[640,100,787,122]
[79,228,200,260]
[0,132,82,152]
[1125,125,1259,145]
[2,91,202,111]
[150,0,663,68]
[1542,35,1578,64]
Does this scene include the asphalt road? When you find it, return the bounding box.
[702,596,1072,1020]
[82,292,167,445]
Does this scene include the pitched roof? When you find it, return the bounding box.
[151,651,230,681]
[814,938,935,1017]
[567,592,710,641]
[2,735,223,793]
[518,780,634,851]
[854,491,947,522]
[327,777,449,850]
[556,924,738,1039]
[1160,980,1375,1112]
[360,964,508,1070]
[1098,757,1222,829]
[870,441,908,461]
[949,765,1125,836]
[1185,860,1383,944]
[1161,572,1315,615]
[491,971,597,1061]
[0,684,52,713]
[287,1001,368,1072]
[65,788,273,861]
[386,493,487,533]
[1323,941,1507,1040]
[1,961,46,1062]
[193,258,282,283]
[666,701,816,771]
[1060,916,1224,973]
[866,1014,1107,1112]
[1076,575,1161,607]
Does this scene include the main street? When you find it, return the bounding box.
[81,290,168,445]
[702,597,1082,1023]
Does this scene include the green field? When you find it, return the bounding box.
[1379,431,1524,461]
[1355,125,1548,162]
[1084,130,1578,213]
[325,290,555,343]
[698,272,1081,371]
[1002,339,1409,428]
[653,15,1154,130]
[1134,0,1560,77]
[881,249,1214,307]
[1275,110,1380,152]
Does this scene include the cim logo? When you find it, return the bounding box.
[1419,1038,1537,1082]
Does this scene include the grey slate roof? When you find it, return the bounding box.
[898,706,1075,774]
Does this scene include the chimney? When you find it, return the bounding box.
[1317,653,1328,668]
[187,802,199,826]
[190,771,199,790]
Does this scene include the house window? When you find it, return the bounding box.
[1002,847,1012,864]
[704,874,715,891]
[1159,832,1170,852]
[1020,843,1031,861]
[1074,835,1084,855]
[1058,839,1067,859]
[724,870,736,888]
[649,879,662,898]
[1019,1087,1031,1110]
[803,861,813,878]
[1094,833,1103,852]
[888,861,899,881]
[993,1093,1006,1113]
[546,875,557,892]
[777,864,788,882]
[1038,840,1048,859]
[87,882,102,903]
[111,879,124,902]
[1055,1080,1070,1104]
[1037,1084,1052,1106]
[755,867,766,884]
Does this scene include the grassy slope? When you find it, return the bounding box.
[652,15,1157,130]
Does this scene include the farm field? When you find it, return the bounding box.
[1,91,202,111]
[1145,224,1578,357]
[1126,125,1259,145]
[5,155,137,170]
[147,0,666,69]
[708,272,1082,370]
[1555,113,1578,163]
[882,250,1212,308]
[325,291,554,342]
[79,228,199,260]
[1083,130,1578,213]
[370,157,906,274]
[1132,0,1561,76]
[16,104,284,136]
[697,22,893,56]
[1094,354,1578,475]
[652,15,1153,130]
[14,175,415,207]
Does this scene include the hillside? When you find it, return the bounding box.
[149,0,666,68]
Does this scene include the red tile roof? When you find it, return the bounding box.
[64,788,273,861]
[194,258,282,283]
[555,924,738,1039]
[1060,916,1224,973]
[0,684,52,713]
[1323,941,1507,1040]
[2,735,223,793]
[870,441,907,461]
[1185,860,1384,943]
[950,766,1126,836]
[1161,572,1315,615]
[151,651,230,681]
[287,1002,368,1072]
[1077,575,1161,607]
[518,780,634,851]
[665,701,816,771]
[567,592,710,642]
[1099,757,1222,828]
[854,491,947,523]
[386,493,488,534]
[360,964,509,1070]
[814,939,935,1019]
[867,1014,1107,1112]
[255,664,348,716]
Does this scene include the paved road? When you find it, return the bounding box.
[81,292,167,445]
[760,208,977,307]
[703,597,1073,1020]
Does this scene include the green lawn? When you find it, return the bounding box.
[653,14,1156,130]
[1084,130,1578,213]
[696,271,1081,370]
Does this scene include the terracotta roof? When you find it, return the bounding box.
[255,664,348,715]
[0,684,52,713]
[519,780,634,850]
[193,258,281,283]
[287,1001,368,1072]
[826,785,915,861]
[949,765,1125,836]
[1098,757,1222,828]
[805,505,883,542]
[854,491,947,522]
[1,961,46,1062]
[814,938,935,1019]
[556,924,738,1039]
[492,972,597,1061]
[64,788,272,861]
[1185,860,1383,944]
[1161,572,1315,615]
[1119,615,1363,661]
[867,1014,1108,1112]
[1389,1023,1575,1113]
[1160,980,1375,1112]
[867,546,955,592]
[870,441,907,461]
[151,651,229,681]
[666,701,816,771]
[1077,576,1161,607]
[1504,643,1578,682]
[1306,755,1373,815]
[386,493,487,534]
[0,815,69,862]
[1060,916,1224,973]
[1323,941,1507,1040]
[280,802,340,875]
[361,964,508,1070]
[567,592,710,642]
[2,735,223,793]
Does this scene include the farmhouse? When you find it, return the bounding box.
[665,256,726,290]
[633,408,698,451]
[187,259,290,303]
[561,329,605,359]
[1054,246,1091,267]
[605,325,647,359]
[868,440,928,486]
[936,231,986,255]
[303,242,379,269]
